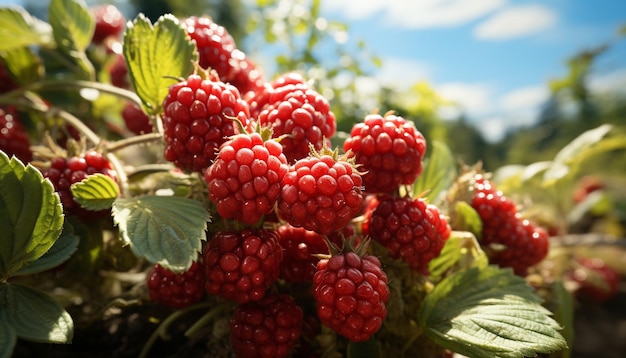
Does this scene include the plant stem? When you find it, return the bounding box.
[25,79,142,107]
[105,132,163,153]
[184,302,233,338]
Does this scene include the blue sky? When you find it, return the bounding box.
[1,0,625,141]
[319,0,626,141]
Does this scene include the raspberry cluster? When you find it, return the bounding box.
[147,262,205,309]
[0,107,32,163]
[471,175,549,276]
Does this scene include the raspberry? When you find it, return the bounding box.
[258,78,336,162]
[43,150,117,219]
[277,224,357,283]
[0,107,32,163]
[122,101,153,135]
[91,4,125,44]
[312,242,389,342]
[0,61,18,93]
[277,148,364,235]
[344,112,426,194]
[363,195,451,274]
[569,256,619,303]
[202,228,283,303]
[162,72,250,172]
[147,262,205,309]
[230,293,303,358]
[109,53,130,89]
[245,72,305,120]
[181,16,236,79]
[227,52,265,99]
[471,175,549,275]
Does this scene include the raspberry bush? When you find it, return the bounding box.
[4,1,625,358]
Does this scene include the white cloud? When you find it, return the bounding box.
[500,85,550,111]
[474,4,557,40]
[374,57,432,87]
[589,69,626,94]
[435,82,494,115]
[323,0,505,29]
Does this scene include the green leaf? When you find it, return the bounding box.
[0,283,73,344]
[0,46,43,86]
[0,151,64,278]
[49,0,94,52]
[0,316,16,358]
[347,338,382,358]
[549,281,574,358]
[14,222,79,276]
[420,266,567,358]
[544,124,612,184]
[0,7,52,51]
[123,13,197,115]
[70,173,119,211]
[450,201,483,238]
[428,231,488,282]
[412,141,456,204]
[112,195,209,272]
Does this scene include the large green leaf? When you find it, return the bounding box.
[70,173,119,211]
[0,283,73,344]
[412,141,456,204]
[419,266,567,358]
[123,13,197,115]
[428,230,488,283]
[0,7,52,51]
[112,195,209,272]
[14,222,79,276]
[0,316,16,358]
[0,152,64,278]
[49,0,94,52]
[0,46,43,87]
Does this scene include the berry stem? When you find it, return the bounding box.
[105,132,164,153]
[24,79,143,108]
[184,302,233,338]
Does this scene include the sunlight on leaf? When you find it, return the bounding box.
[71,173,119,211]
[14,222,79,276]
[0,7,52,51]
[428,230,487,283]
[412,141,456,205]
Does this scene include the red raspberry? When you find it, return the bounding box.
[203,229,283,303]
[312,243,389,342]
[0,62,19,93]
[204,131,289,225]
[162,72,250,172]
[344,112,426,194]
[226,51,265,98]
[277,224,358,283]
[471,175,549,275]
[363,195,451,274]
[147,262,205,309]
[181,16,236,79]
[91,4,125,44]
[109,53,130,89]
[569,256,619,303]
[43,150,117,219]
[245,72,306,120]
[122,101,153,135]
[258,79,336,162]
[277,148,364,235]
[0,107,32,163]
[230,293,303,358]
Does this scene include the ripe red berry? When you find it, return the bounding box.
[205,131,288,225]
[230,293,303,358]
[91,4,125,44]
[109,53,130,89]
[181,16,236,79]
[258,79,336,163]
[43,150,117,219]
[471,175,549,276]
[0,107,32,163]
[344,112,426,194]
[245,72,306,121]
[313,246,389,342]
[122,101,153,135]
[569,256,620,303]
[202,229,283,303]
[147,262,205,309]
[277,149,364,235]
[363,195,451,274]
[226,51,265,98]
[162,72,250,172]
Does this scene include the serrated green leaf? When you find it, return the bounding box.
[0,151,64,278]
[346,338,382,358]
[420,266,567,358]
[412,141,456,204]
[70,173,119,211]
[14,222,79,276]
[123,13,197,115]
[451,201,483,238]
[0,7,52,51]
[112,195,209,272]
[49,0,94,52]
[0,46,43,86]
[428,231,488,282]
[0,313,17,358]
[1,283,73,344]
